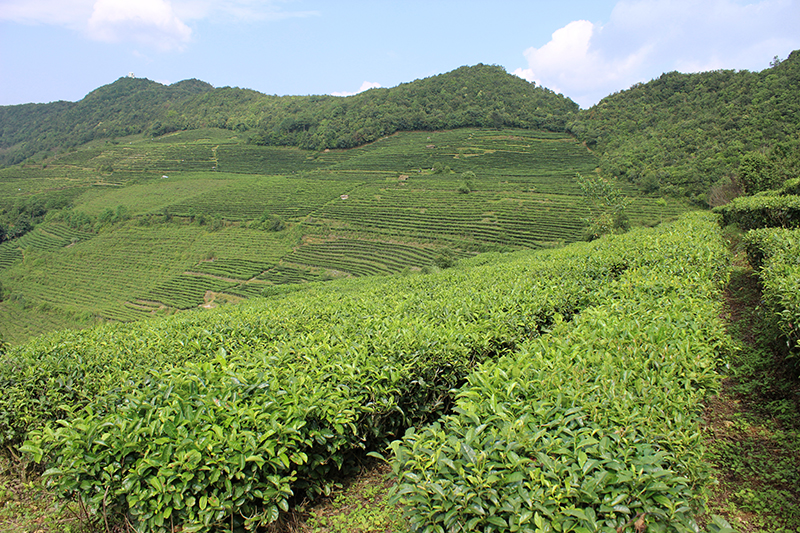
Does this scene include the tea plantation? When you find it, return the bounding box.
[3,212,734,532]
[0,127,688,345]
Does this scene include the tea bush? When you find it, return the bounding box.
[744,227,800,357]
[713,194,800,230]
[9,228,638,531]
[390,212,732,532]
[8,212,731,531]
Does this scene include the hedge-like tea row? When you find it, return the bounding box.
[744,227,800,356]
[2,244,621,449]
[390,212,732,533]
[10,234,635,531]
[713,193,800,230]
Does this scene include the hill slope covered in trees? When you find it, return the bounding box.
[3,53,799,205]
[569,50,800,204]
[0,65,577,167]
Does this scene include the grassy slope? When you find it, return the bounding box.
[0,127,689,345]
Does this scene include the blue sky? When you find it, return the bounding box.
[1,0,798,108]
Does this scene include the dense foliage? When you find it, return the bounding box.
[744,227,800,359]
[0,65,577,166]
[244,65,577,149]
[390,213,731,533]
[569,51,800,204]
[5,213,731,531]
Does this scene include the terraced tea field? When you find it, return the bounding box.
[0,127,690,344]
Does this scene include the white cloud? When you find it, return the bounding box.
[0,0,318,49]
[331,81,382,97]
[517,0,800,108]
[87,0,192,50]
[0,0,94,27]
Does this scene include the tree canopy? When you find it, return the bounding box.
[568,50,800,204]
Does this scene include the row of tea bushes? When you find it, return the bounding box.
[714,191,800,230]
[390,212,732,533]
[744,227,800,357]
[10,230,637,531]
[2,241,624,449]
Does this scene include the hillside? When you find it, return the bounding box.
[1,56,800,532]
[0,126,686,345]
[0,64,576,167]
[0,77,214,166]
[569,50,800,205]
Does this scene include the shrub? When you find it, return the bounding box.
[713,194,800,230]
[743,227,800,357]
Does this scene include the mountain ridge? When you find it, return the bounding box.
[0,65,576,166]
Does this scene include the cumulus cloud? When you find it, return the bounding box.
[515,0,800,108]
[331,81,382,97]
[87,0,192,50]
[0,0,318,50]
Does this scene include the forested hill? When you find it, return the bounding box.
[0,78,214,166]
[568,49,800,205]
[0,64,577,167]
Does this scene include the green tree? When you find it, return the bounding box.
[257,210,285,231]
[459,171,476,193]
[433,248,457,269]
[739,152,778,194]
[112,205,130,224]
[576,173,631,240]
